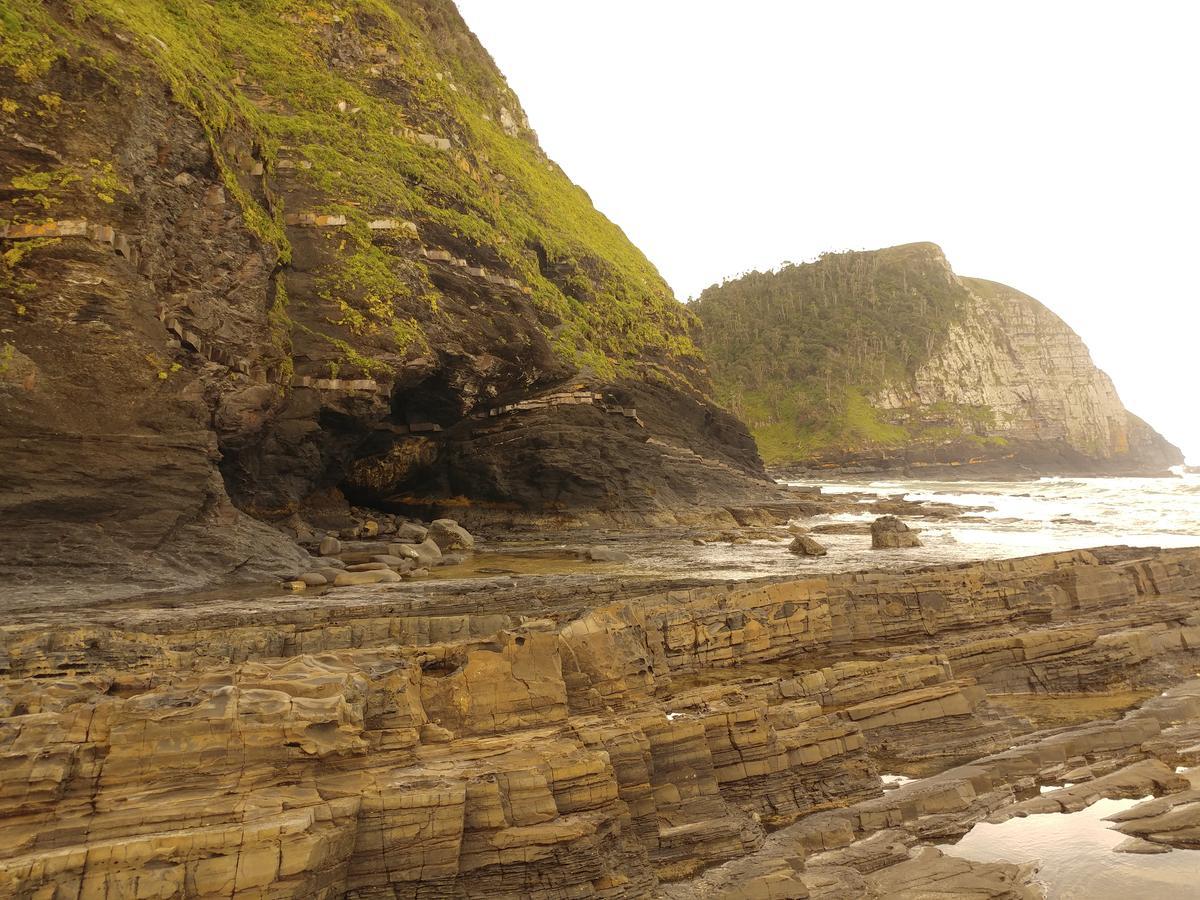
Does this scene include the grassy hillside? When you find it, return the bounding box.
[691,243,974,462]
[1,0,701,381]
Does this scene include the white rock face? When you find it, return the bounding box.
[872,276,1164,462]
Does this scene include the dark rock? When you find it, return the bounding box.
[789,535,828,556]
[871,516,922,549]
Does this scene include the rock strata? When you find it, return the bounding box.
[1,544,1198,896]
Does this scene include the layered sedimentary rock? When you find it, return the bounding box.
[0,0,768,598]
[2,544,1199,896]
[693,242,1182,474]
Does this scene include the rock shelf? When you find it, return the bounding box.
[1,545,1198,897]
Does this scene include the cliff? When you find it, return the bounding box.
[0,0,768,597]
[693,242,1182,475]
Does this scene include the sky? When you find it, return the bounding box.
[456,1,1200,463]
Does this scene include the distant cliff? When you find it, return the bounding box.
[693,243,1182,475]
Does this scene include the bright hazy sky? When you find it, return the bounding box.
[456,1,1199,463]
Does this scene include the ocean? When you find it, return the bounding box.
[783,467,1200,566]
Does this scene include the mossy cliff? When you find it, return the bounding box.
[693,243,1181,474]
[0,0,766,596]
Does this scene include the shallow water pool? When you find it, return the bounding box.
[939,796,1200,899]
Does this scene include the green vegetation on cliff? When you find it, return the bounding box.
[692,243,973,462]
[1,0,702,381]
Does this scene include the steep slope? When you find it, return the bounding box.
[0,0,768,596]
[693,242,1181,474]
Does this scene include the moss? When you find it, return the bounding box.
[0,343,14,375]
[1,238,60,313]
[0,3,63,81]
[85,158,130,204]
[9,167,81,212]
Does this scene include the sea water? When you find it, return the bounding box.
[939,796,1199,899]
[782,467,1200,566]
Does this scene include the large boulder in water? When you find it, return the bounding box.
[871,516,921,549]
[789,535,828,556]
[428,519,475,551]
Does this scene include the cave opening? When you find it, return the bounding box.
[389,372,466,433]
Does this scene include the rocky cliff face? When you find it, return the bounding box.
[0,0,767,597]
[694,242,1181,475]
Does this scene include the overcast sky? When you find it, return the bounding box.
[457,1,1199,463]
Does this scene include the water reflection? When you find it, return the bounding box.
[940,797,1200,899]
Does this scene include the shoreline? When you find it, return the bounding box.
[3,542,1200,897]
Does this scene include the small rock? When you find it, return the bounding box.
[318,536,341,556]
[871,516,922,549]
[586,546,631,563]
[377,571,402,583]
[407,567,430,578]
[300,572,327,587]
[428,518,475,551]
[334,570,392,587]
[359,520,380,538]
[371,554,413,569]
[692,538,707,546]
[311,567,343,582]
[789,535,828,557]
[282,580,306,592]
[346,561,390,572]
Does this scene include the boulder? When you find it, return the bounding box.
[789,535,828,557]
[318,536,342,556]
[393,538,442,568]
[395,522,429,543]
[300,572,328,587]
[871,516,921,549]
[428,519,475,551]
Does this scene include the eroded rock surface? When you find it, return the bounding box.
[1,545,1199,896]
